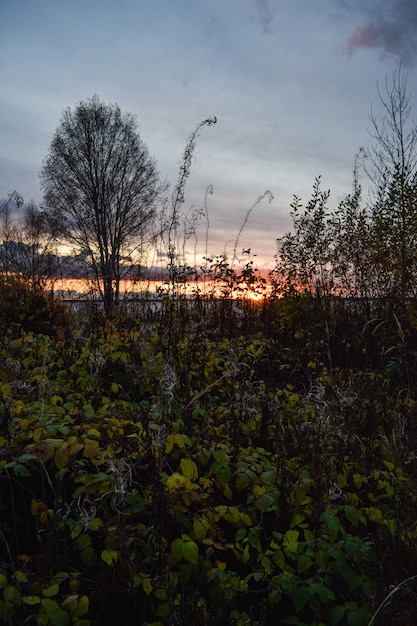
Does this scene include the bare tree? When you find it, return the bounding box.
[363,64,417,297]
[7,201,59,289]
[0,190,23,277]
[40,95,165,311]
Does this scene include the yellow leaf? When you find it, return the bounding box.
[15,570,28,583]
[33,439,62,463]
[165,433,186,454]
[193,517,210,540]
[142,577,153,596]
[61,594,78,612]
[86,429,101,438]
[253,484,266,497]
[223,483,233,500]
[101,549,119,565]
[242,544,250,564]
[54,446,69,470]
[283,529,299,552]
[166,473,188,491]
[83,440,104,464]
[11,400,25,416]
[240,512,252,527]
[223,506,240,524]
[88,517,104,531]
[33,427,44,443]
[180,457,198,480]
[62,593,89,618]
[40,509,54,524]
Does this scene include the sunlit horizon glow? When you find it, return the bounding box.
[47,275,273,301]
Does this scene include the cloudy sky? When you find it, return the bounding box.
[2,0,417,268]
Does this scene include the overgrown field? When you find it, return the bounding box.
[1,289,417,625]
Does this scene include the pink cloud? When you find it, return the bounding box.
[341,0,417,66]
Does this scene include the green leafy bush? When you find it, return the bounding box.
[1,293,417,625]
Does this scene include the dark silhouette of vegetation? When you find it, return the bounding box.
[1,67,417,625]
[40,95,165,313]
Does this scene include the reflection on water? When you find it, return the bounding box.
[48,277,270,301]
[49,277,166,298]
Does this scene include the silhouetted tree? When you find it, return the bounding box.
[0,190,23,277]
[363,65,417,297]
[6,201,59,288]
[40,95,164,311]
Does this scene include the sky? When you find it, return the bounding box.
[2,0,417,270]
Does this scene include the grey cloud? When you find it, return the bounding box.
[343,0,417,66]
[254,0,280,33]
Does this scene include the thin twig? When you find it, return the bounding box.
[368,575,417,626]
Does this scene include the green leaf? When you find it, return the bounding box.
[49,609,70,626]
[4,584,21,605]
[290,513,305,529]
[320,510,340,541]
[41,598,59,613]
[171,536,199,564]
[154,588,168,601]
[310,582,335,601]
[80,547,96,567]
[171,538,183,562]
[260,469,277,485]
[248,528,262,551]
[142,577,153,596]
[294,585,310,611]
[347,610,368,626]
[216,464,232,483]
[182,539,199,564]
[156,602,170,617]
[330,605,345,625]
[88,517,104,531]
[297,555,312,574]
[17,453,36,464]
[283,529,299,552]
[7,462,31,477]
[43,583,60,597]
[22,595,41,605]
[345,505,359,527]
[15,570,28,583]
[235,471,249,491]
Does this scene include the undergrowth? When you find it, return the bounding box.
[1,290,417,625]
